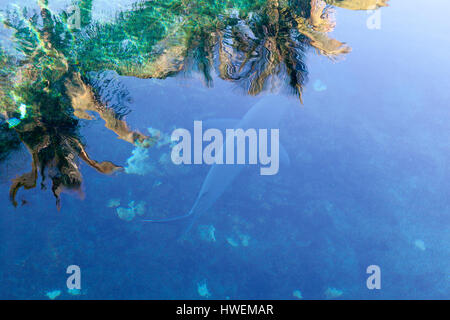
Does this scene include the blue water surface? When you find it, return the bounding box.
[0,0,449,299]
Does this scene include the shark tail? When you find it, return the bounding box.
[142,196,204,240]
[142,210,198,242]
[142,211,193,223]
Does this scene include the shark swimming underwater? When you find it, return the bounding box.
[143,94,294,237]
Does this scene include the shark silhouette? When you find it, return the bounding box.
[143,94,293,237]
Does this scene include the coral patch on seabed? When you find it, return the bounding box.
[292,290,303,299]
[116,201,146,221]
[324,287,343,299]
[148,127,175,149]
[197,280,211,298]
[107,198,121,208]
[124,147,154,175]
[226,237,240,247]
[45,290,61,300]
[226,230,251,247]
[198,225,216,242]
[67,288,82,296]
[414,239,426,251]
[313,79,327,92]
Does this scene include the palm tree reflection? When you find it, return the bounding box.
[0,0,388,207]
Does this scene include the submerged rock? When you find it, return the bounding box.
[197,280,211,298]
[130,201,146,216]
[124,147,154,175]
[198,225,216,242]
[226,230,251,247]
[117,207,135,222]
[293,290,303,299]
[324,287,343,299]
[239,234,250,247]
[107,198,121,208]
[67,288,82,296]
[414,239,426,251]
[116,201,146,221]
[226,237,240,247]
[45,290,62,300]
[313,79,327,92]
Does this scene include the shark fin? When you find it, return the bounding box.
[142,211,193,223]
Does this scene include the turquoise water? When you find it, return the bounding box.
[0,0,449,299]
